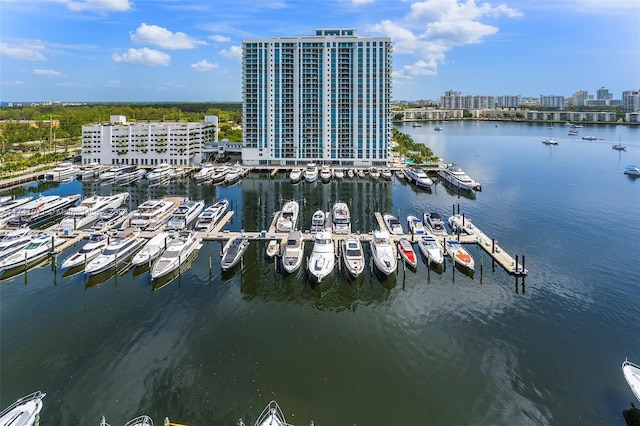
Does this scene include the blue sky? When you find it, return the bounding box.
[1,0,638,103]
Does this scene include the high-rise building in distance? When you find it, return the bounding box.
[242,28,392,167]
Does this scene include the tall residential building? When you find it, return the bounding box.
[81,115,218,166]
[622,90,640,112]
[539,95,565,109]
[596,86,612,100]
[242,28,392,167]
[440,91,495,109]
[572,90,589,106]
[495,95,521,108]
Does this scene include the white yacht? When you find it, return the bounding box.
[91,207,127,230]
[346,168,355,179]
[114,167,145,186]
[289,168,303,183]
[130,199,177,230]
[84,228,145,275]
[308,230,334,283]
[61,233,109,269]
[211,166,229,183]
[0,233,62,273]
[332,202,351,234]
[383,213,404,235]
[381,168,392,180]
[166,199,205,231]
[304,162,318,183]
[7,194,80,228]
[124,415,154,426]
[417,235,444,265]
[423,212,448,236]
[224,165,243,185]
[194,199,229,232]
[281,230,305,274]
[622,359,640,402]
[59,192,129,234]
[407,215,426,235]
[276,200,299,232]
[0,196,33,226]
[341,235,365,279]
[624,164,640,177]
[132,231,171,267]
[438,164,482,191]
[0,227,34,258]
[320,165,332,182]
[310,209,326,233]
[150,230,202,279]
[369,167,381,180]
[370,230,397,276]
[77,161,102,180]
[194,163,215,182]
[0,391,46,426]
[98,165,137,183]
[334,168,344,179]
[44,162,78,182]
[253,401,287,426]
[404,166,433,189]
[220,237,250,271]
[144,163,172,184]
[444,240,474,270]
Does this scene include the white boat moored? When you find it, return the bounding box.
[623,359,640,402]
[0,391,46,426]
[370,230,397,276]
[308,230,335,282]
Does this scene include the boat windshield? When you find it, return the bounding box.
[346,249,361,257]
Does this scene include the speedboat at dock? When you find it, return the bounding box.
[61,233,109,269]
[144,163,173,184]
[320,165,332,182]
[281,230,305,274]
[370,230,397,276]
[253,400,287,426]
[150,230,202,279]
[224,165,243,185]
[44,162,78,182]
[444,239,474,270]
[59,192,129,235]
[310,209,326,233]
[307,230,335,283]
[404,166,433,189]
[194,163,215,182]
[84,228,145,276]
[423,212,448,236]
[276,200,299,232]
[130,198,177,230]
[76,161,102,180]
[220,237,250,271]
[341,235,365,279]
[166,199,205,231]
[304,163,318,183]
[383,213,404,235]
[194,199,229,232]
[417,235,444,265]
[397,238,417,268]
[407,215,425,235]
[0,391,46,426]
[211,166,229,183]
[289,168,303,183]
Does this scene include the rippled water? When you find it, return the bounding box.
[1,121,639,425]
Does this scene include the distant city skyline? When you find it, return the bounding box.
[1,0,638,103]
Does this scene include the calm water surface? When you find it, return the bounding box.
[1,121,639,425]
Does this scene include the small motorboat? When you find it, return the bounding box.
[397,238,417,268]
[132,231,170,267]
[276,200,299,232]
[303,163,318,183]
[624,164,640,177]
[407,215,425,235]
[253,400,287,426]
[370,230,397,276]
[444,239,474,270]
[61,233,109,269]
[265,239,280,258]
[220,238,250,271]
[0,391,46,426]
[417,235,444,265]
[281,230,305,274]
[381,168,392,180]
[123,415,154,426]
[341,234,365,279]
[369,167,380,180]
[334,168,344,179]
[423,212,448,236]
[289,168,302,183]
[623,359,640,402]
[346,169,355,179]
[307,230,335,282]
[320,165,332,182]
[383,213,404,235]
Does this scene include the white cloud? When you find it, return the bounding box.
[131,23,207,50]
[112,48,171,66]
[370,0,522,79]
[208,35,231,43]
[0,41,46,61]
[33,69,63,76]
[106,80,121,87]
[352,0,375,4]
[64,0,131,13]
[220,45,242,60]
[190,60,219,72]
[0,80,27,86]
